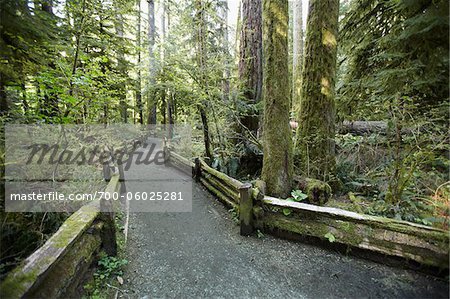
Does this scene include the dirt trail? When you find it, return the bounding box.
[119,140,448,298]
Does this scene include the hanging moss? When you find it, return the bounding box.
[294,0,340,182]
[261,0,293,198]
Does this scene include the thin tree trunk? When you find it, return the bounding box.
[147,0,157,125]
[295,0,339,181]
[199,106,212,162]
[292,0,303,118]
[136,0,143,124]
[115,0,127,123]
[261,0,292,198]
[221,0,230,102]
[195,0,213,161]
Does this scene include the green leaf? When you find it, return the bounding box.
[282,208,292,216]
[291,190,308,201]
[324,232,336,243]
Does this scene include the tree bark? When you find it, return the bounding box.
[147,0,157,125]
[136,0,144,124]
[195,0,213,161]
[292,0,303,117]
[238,0,263,136]
[295,0,339,182]
[261,0,293,198]
[221,0,231,103]
[115,0,127,123]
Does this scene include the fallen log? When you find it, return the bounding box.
[338,121,388,135]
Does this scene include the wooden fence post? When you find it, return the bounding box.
[102,163,111,182]
[194,158,201,181]
[118,162,126,194]
[239,183,253,236]
[163,142,170,165]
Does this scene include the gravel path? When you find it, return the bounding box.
[119,141,448,298]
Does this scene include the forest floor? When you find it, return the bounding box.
[117,139,448,299]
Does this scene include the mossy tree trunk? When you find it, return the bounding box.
[294,0,339,181]
[237,0,263,137]
[261,0,292,198]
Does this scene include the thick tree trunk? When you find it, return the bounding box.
[147,0,157,125]
[238,0,263,136]
[295,0,339,182]
[261,0,293,198]
[292,0,303,117]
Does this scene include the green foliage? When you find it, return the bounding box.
[338,0,449,120]
[228,207,239,224]
[256,229,265,239]
[290,190,308,202]
[324,232,336,243]
[84,254,128,298]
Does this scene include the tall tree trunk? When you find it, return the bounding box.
[238,0,263,136]
[199,106,212,162]
[41,0,59,120]
[195,0,213,161]
[221,0,231,103]
[261,0,292,198]
[295,0,339,181]
[160,0,167,127]
[115,0,127,123]
[292,0,303,118]
[135,0,143,124]
[147,0,157,125]
[166,2,175,139]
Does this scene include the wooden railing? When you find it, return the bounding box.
[165,145,449,269]
[0,134,147,299]
[0,175,122,299]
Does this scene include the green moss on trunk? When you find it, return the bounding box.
[261,0,293,198]
[294,0,340,182]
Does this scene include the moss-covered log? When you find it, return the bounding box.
[257,197,449,268]
[261,0,292,198]
[294,0,339,181]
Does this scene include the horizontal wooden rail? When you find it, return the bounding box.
[257,196,449,268]
[169,151,195,169]
[0,175,122,299]
[163,146,449,269]
[198,159,243,191]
